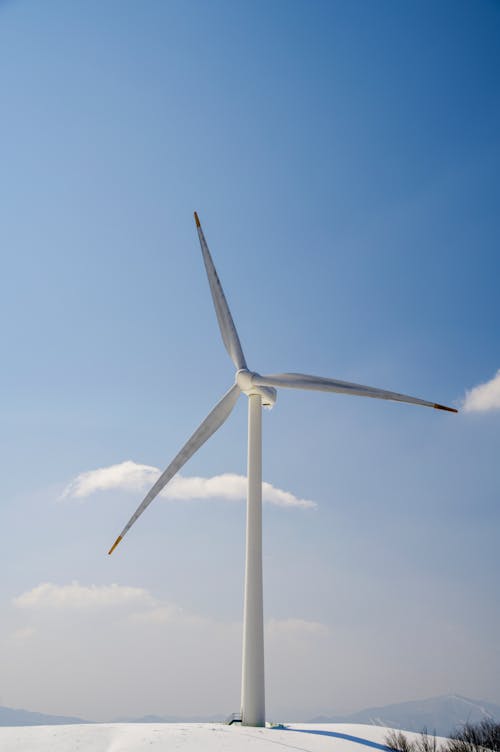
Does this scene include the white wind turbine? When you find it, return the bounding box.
[108,212,457,727]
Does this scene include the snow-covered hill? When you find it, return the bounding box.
[310,695,500,737]
[0,722,428,752]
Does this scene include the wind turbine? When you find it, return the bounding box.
[108,212,457,727]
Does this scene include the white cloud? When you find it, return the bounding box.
[462,370,500,412]
[167,473,316,509]
[62,460,159,499]
[14,582,154,610]
[61,461,316,509]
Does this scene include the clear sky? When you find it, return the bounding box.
[0,0,499,722]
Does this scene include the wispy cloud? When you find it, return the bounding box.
[462,370,500,412]
[5,580,335,720]
[128,604,189,625]
[267,618,329,637]
[61,460,316,509]
[12,582,327,635]
[14,582,154,610]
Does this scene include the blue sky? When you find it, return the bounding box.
[0,0,499,721]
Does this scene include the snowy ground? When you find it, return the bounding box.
[0,721,428,752]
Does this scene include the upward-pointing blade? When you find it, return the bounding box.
[108,383,241,554]
[253,372,458,412]
[194,212,247,371]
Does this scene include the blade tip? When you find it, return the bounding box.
[434,403,458,413]
[108,535,123,555]
[194,211,200,227]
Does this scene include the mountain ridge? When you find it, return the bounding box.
[0,705,88,727]
[1,694,499,734]
[308,694,500,737]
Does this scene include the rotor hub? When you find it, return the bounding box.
[236,368,257,393]
[236,369,277,408]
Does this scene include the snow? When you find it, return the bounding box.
[0,721,431,752]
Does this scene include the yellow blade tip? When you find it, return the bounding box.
[434,403,458,413]
[108,535,123,555]
[194,211,200,227]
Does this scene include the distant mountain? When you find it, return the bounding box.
[113,713,224,723]
[0,706,225,727]
[3,694,500,734]
[309,695,500,737]
[0,705,89,727]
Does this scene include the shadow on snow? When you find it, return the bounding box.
[285,728,392,751]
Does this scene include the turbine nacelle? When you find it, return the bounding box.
[236,369,277,408]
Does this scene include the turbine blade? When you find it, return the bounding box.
[253,372,458,412]
[108,383,241,554]
[194,212,247,370]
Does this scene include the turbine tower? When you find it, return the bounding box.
[108,212,457,727]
